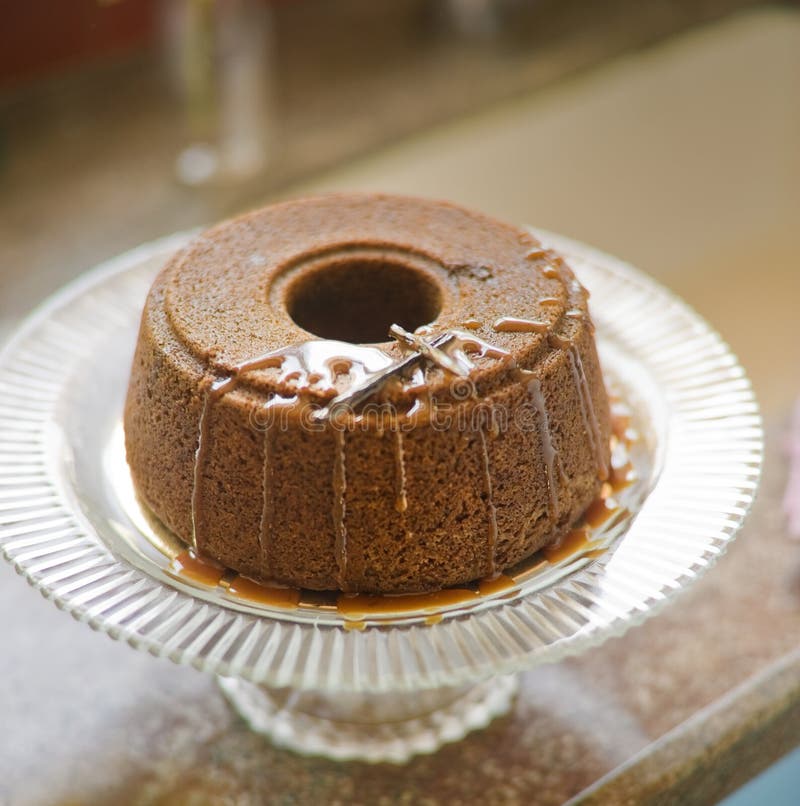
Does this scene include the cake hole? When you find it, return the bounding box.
[287,258,443,343]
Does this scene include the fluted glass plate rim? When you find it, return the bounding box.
[0,230,763,692]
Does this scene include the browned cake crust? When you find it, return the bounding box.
[124,193,611,593]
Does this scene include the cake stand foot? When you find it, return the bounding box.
[217,673,519,764]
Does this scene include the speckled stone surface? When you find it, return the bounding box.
[572,646,800,805]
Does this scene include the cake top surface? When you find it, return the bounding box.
[152,193,590,404]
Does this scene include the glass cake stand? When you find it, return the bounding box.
[0,231,762,763]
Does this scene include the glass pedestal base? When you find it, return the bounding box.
[217,674,519,763]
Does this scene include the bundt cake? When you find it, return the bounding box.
[124,193,611,593]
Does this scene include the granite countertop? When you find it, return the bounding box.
[1,6,799,805]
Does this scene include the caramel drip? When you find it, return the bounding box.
[526,247,548,260]
[192,359,284,553]
[565,307,594,334]
[527,377,559,515]
[493,316,549,334]
[394,428,408,514]
[446,330,510,362]
[406,393,431,421]
[189,328,522,586]
[477,423,498,576]
[567,346,609,481]
[455,340,507,575]
[332,428,349,588]
[191,340,394,557]
[191,375,237,551]
[191,396,210,551]
[256,395,299,576]
[259,425,274,577]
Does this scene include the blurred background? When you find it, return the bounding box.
[1,2,800,804]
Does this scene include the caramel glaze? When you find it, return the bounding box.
[259,427,275,577]
[170,551,226,587]
[171,414,637,612]
[542,528,599,564]
[478,574,517,596]
[542,400,638,564]
[491,248,609,506]
[547,333,609,482]
[188,243,611,595]
[128,197,618,599]
[337,574,517,618]
[168,549,520,618]
[227,576,301,608]
[192,329,518,590]
[526,376,560,514]
[195,237,595,592]
[526,247,549,260]
[393,428,409,514]
[583,495,618,528]
[542,497,619,563]
[482,260,610,567]
[337,587,480,616]
[174,476,629,610]
[332,428,349,588]
[493,316,549,334]
[477,413,499,576]
[170,392,637,619]
[191,340,395,558]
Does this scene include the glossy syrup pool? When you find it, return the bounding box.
[94,333,662,629]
